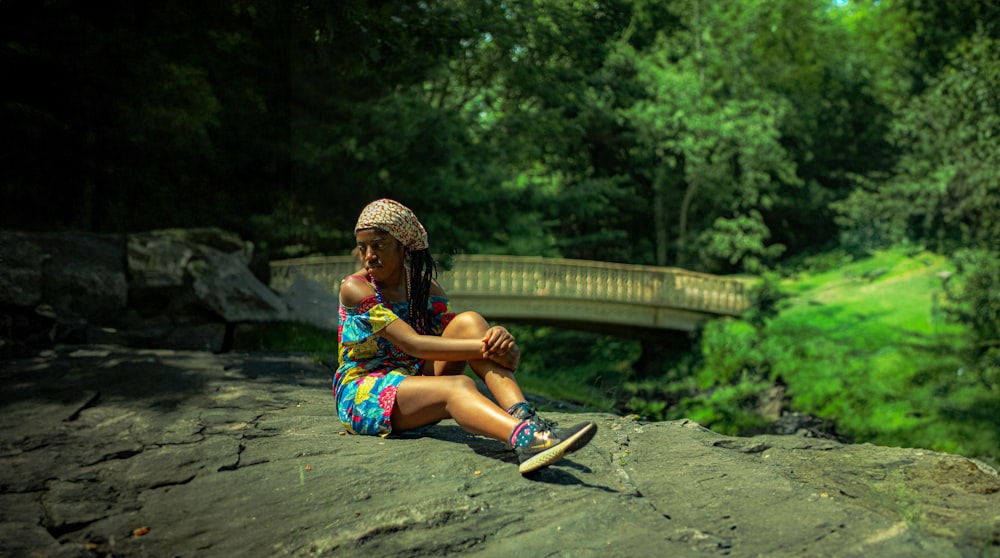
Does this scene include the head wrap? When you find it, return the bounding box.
[354,199,429,251]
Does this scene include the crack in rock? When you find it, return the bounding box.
[217,442,245,472]
[712,439,772,454]
[610,420,642,497]
[63,390,101,422]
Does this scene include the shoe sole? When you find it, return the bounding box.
[518,422,595,475]
[564,423,597,454]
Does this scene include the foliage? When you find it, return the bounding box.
[626,274,786,433]
[619,1,803,271]
[610,248,997,466]
[507,325,638,411]
[940,249,1000,391]
[834,34,1000,253]
[745,0,898,256]
[699,212,786,274]
[1,1,290,234]
[742,271,789,328]
[0,0,942,274]
[884,0,1000,93]
[698,319,767,388]
[741,250,994,464]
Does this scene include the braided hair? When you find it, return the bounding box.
[407,248,437,334]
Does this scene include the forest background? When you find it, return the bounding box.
[2,1,997,465]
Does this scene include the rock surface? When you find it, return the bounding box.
[1,346,998,557]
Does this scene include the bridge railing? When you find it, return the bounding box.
[270,255,359,296]
[270,254,749,317]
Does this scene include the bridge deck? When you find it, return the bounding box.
[270,255,750,332]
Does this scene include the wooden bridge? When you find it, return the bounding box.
[270,255,750,334]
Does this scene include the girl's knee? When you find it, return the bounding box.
[449,374,478,392]
[444,311,489,336]
[441,374,480,399]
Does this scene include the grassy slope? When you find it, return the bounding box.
[766,249,998,463]
[770,250,959,432]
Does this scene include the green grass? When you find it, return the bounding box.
[238,322,339,355]
[767,248,965,421]
[507,326,639,412]
[779,248,960,338]
[733,248,996,465]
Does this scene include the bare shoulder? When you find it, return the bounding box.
[429,278,448,297]
[340,273,375,307]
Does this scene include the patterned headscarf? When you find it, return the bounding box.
[354,199,429,251]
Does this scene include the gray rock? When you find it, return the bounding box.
[190,245,288,322]
[127,227,254,289]
[1,346,997,557]
[0,522,65,558]
[278,268,340,329]
[132,227,251,262]
[127,232,196,289]
[2,229,291,353]
[0,231,127,319]
[42,234,128,320]
[127,230,285,323]
[0,231,48,306]
[82,321,228,352]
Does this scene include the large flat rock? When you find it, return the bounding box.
[1,346,997,557]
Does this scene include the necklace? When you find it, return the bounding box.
[369,268,410,305]
[369,273,383,304]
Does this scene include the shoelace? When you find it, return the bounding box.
[525,410,559,433]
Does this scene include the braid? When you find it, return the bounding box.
[408,249,436,334]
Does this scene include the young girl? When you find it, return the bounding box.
[335,199,596,474]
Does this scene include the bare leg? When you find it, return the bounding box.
[391,374,520,440]
[430,312,526,411]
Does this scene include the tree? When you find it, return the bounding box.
[1,1,291,235]
[621,0,799,272]
[834,34,1000,252]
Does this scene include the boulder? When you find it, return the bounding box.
[127,231,197,290]
[188,246,287,323]
[0,231,127,320]
[1,228,288,353]
[276,268,340,330]
[0,232,47,307]
[126,228,284,323]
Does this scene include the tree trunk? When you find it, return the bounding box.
[654,167,668,266]
[677,178,696,269]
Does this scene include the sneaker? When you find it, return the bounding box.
[516,421,598,475]
[513,405,592,454]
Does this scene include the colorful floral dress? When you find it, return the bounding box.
[335,289,455,436]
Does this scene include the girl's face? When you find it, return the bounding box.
[355,228,405,281]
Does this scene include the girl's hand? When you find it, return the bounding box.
[488,343,520,371]
[481,326,516,357]
[482,326,519,371]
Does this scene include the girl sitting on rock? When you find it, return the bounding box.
[335,198,596,475]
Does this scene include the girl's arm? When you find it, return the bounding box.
[380,319,485,362]
[342,274,484,361]
[425,278,518,369]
